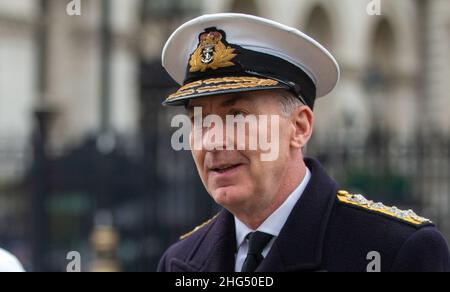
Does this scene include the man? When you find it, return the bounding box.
[158,13,450,272]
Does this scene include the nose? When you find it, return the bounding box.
[202,120,233,151]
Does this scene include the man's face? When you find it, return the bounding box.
[187,90,297,213]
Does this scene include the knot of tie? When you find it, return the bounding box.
[241,231,273,272]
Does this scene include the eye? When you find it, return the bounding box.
[229,109,247,117]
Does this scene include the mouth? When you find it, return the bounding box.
[209,163,243,175]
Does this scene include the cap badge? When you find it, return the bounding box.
[189,29,237,73]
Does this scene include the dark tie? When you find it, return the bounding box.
[241,231,274,272]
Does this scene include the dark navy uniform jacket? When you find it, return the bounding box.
[158,158,450,272]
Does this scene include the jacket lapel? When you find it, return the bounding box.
[170,209,236,272]
[200,210,236,272]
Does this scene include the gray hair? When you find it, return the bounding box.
[278,91,306,117]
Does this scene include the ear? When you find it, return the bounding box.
[290,106,314,149]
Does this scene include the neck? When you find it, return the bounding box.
[234,158,307,230]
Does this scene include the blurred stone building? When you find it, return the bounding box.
[0,0,449,271]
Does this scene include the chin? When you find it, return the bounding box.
[211,185,250,208]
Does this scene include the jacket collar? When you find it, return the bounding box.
[171,158,338,272]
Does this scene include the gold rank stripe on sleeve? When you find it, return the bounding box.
[337,190,432,226]
[179,213,220,240]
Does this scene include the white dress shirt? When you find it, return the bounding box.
[234,167,311,272]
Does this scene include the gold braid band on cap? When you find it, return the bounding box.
[179,213,220,240]
[198,79,279,94]
[166,89,196,100]
[179,80,203,90]
[337,190,432,226]
[166,77,280,101]
[203,76,271,84]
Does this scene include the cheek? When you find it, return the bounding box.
[241,153,266,186]
[245,142,290,185]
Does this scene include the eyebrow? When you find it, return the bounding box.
[220,95,242,107]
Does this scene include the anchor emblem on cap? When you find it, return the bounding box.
[201,44,214,64]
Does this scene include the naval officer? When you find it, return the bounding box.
[157,13,450,272]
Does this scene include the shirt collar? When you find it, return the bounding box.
[234,167,311,249]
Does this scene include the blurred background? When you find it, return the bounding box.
[0,0,449,272]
